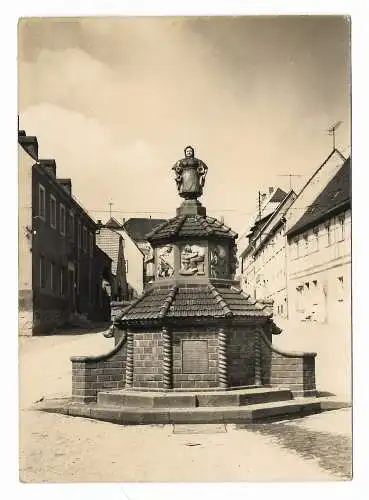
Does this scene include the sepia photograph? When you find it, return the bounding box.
[18,13,352,484]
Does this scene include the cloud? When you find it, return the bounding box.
[18,17,351,233]
[20,104,175,217]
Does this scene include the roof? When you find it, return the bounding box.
[269,187,288,204]
[96,227,122,274]
[240,190,297,259]
[114,284,273,326]
[123,218,167,242]
[147,215,238,243]
[105,217,122,229]
[287,157,351,238]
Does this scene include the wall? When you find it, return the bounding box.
[71,334,127,402]
[239,193,296,320]
[259,330,316,397]
[31,165,99,333]
[133,331,163,388]
[228,327,256,387]
[273,209,351,398]
[18,146,34,335]
[287,209,351,325]
[116,229,144,298]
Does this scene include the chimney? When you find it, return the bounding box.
[18,133,39,161]
[97,219,103,227]
[268,187,274,195]
[39,159,56,177]
[57,178,72,195]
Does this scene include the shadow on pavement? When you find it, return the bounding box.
[236,421,352,480]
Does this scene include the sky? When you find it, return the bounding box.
[18,16,351,234]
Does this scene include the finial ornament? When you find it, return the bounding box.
[172,146,208,200]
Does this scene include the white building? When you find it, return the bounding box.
[238,188,296,318]
[278,153,351,399]
[286,156,351,326]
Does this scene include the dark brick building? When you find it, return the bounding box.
[19,128,107,334]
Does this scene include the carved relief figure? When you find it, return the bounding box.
[172,146,208,199]
[210,244,227,278]
[179,244,205,275]
[156,245,174,278]
[230,245,239,278]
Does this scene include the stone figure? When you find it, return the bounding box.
[156,245,174,278]
[140,242,154,263]
[210,244,227,278]
[230,245,239,278]
[179,244,205,275]
[172,146,208,200]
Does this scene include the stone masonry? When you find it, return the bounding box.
[71,334,127,403]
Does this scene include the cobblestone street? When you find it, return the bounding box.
[19,331,352,483]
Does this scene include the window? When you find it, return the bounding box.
[290,239,298,260]
[50,262,55,291]
[60,268,65,295]
[68,212,75,241]
[38,184,46,220]
[297,237,304,258]
[89,232,94,257]
[83,226,88,252]
[60,204,66,235]
[50,195,57,228]
[337,216,345,241]
[39,256,46,288]
[77,220,82,248]
[296,285,304,312]
[312,228,319,252]
[303,234,309,255]
[326,222,332,245]
[125,260,129,273]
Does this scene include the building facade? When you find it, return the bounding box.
[19,128,103,334]
[96,225,128,301]
[279,153,351,398]
[239,190,297,318]
[103,217,166,298]
[286,156,351,326]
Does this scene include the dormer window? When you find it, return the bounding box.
[38,184,46,221]
[60,204,66,236]
[50,195,57,229]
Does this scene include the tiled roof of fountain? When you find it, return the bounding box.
[113,285,271,325]
[146,214,238,243]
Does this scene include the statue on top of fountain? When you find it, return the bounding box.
[172,146,208,200]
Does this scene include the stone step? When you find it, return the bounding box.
[40,396,331,425]
[96,387,294,409]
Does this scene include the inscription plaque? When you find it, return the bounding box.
[182,340,209,373]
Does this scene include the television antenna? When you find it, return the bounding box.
[108,201,114,218]
[327,121,342,150]
[277,174,304,191]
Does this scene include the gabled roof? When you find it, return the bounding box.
[240,190,296,259]
[123,218,167,242]
[114,284,273,326]
[96,227,123,275]
[287,157,351,238]
[270,187,288,204]
[147,215,238,243]
[105,217,122,229]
